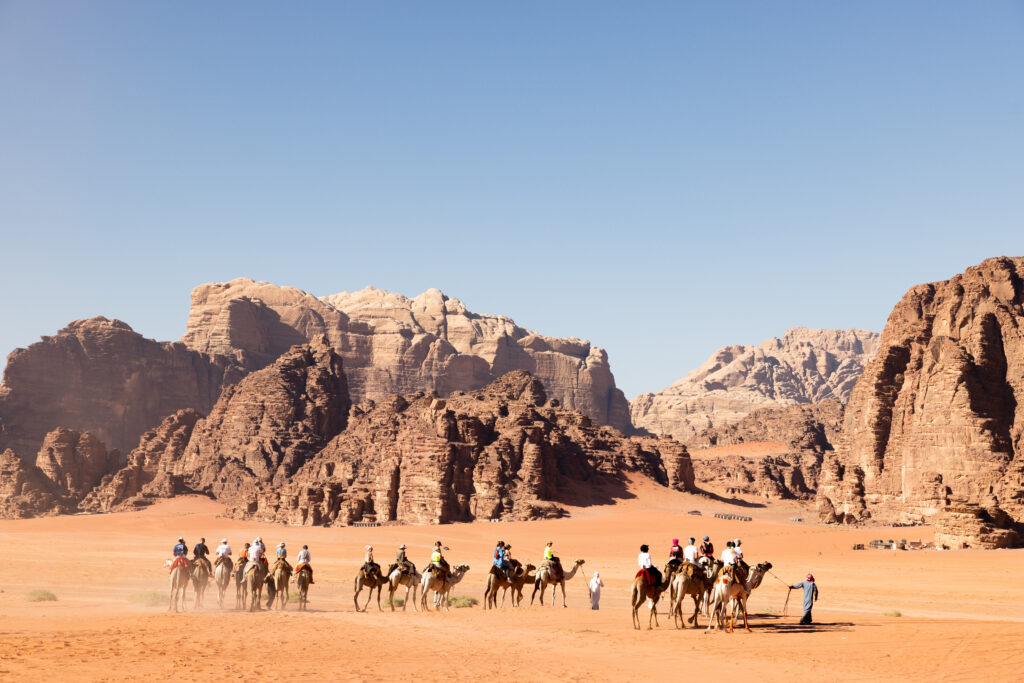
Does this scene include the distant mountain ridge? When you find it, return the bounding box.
[630,327,881,442]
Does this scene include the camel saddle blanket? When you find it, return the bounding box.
[272,559,293,574]
[635,568,655,584]
[243,560,263,577]
[170,556,190,571]
[214,556,232,569]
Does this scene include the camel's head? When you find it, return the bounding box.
[575,559,585,566]
[454,564,470,572]
[755,561,772,572]
[525,563,537,571]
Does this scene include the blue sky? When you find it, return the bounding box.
[1,1,1022,397]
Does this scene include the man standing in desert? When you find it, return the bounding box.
[790,574,819,625]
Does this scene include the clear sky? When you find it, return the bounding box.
[1,2,1022,398]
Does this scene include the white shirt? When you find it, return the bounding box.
[721,547,736,565]
[589,576,604,593]
[248,544,263,562]
[683,544,698,562]
[216,544,231,558]
[734,545,744,560]
[638,552,653,569]
[297,549,310,564]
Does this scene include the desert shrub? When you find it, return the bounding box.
[391,597,405,607]
[27,589,57,602]
[129,591,165,607]
[883,609,902,617]
[448,595,478,608]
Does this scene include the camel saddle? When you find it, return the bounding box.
[541,559,563,582]
[272,558,293,574]
[169,556,189,571]
[214,555,232,569]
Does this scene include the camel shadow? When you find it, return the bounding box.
[747,613,857,633]
[696,490,767,509]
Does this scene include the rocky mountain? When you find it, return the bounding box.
[82,341,692,524]
[817,257,1024,548]
[0,317,235,461]
[182,279,632,432]
[631,327,880,442]
[687,401,843,501]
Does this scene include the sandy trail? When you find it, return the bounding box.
[1,478,1021,681]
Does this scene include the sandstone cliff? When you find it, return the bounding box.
[0,317,234,460]
[631,328,879,442]
[817,257,1024,547]
[686,402,843,501]
[88,339,692,524]
[181,279,632,432]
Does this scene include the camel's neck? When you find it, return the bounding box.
[563,563,580,580]
[746,569,765,591]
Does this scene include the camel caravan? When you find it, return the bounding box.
[166,535,783,633]
[167,536,314,613]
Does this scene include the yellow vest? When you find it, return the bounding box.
[431,550,442,564]
[544,547,554,560]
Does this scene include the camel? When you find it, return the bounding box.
[630,562,678,630]
[419,564,471,612]
[530,559,585,607]
[706,561,772,633]
[354,566,388,612]
[214,557,233,609]
[669,561,717,629]
[386,565,421,612]
[244,560,267,612]
[271,559,292,610]
[295,565,312,611]
[233,557,248,610]
[190,558,212,609]
[167,559,189,613]
[483,563,536,609]
[695,556,722,615]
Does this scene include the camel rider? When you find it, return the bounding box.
[171,537,189,571]
[239,542,251,566]
[700,535,714,559]
[247,538,265,573]
[493,541,510,581]
[542,541,563,580]
[668,538,684,570]
[363,545,381,578]
[683,537,699,565]
[503,544,519,578]
[720,540,737,567]
[734,539,748,569]
[215,538,232,568]
[637,544,662,587]
[431,541,450,581]
[295,544,313,583]
[254,536,268,569]
[193,537,210,562]
[275,542,290,570]
[395,544,412,575]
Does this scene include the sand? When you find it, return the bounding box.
[1,476,1021,682]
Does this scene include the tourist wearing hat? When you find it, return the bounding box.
[789,573,819,625]
[395,543,411,575]
[295,544,313,583]
[276,541,288,560]
[699,535,714,559]
[215,538,232,569]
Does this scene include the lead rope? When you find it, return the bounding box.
[766,569,792,616]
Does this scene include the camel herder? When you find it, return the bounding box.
[588,571,604,610]
[789,574,819,625]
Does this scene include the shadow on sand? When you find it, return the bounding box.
[743,613,858,634]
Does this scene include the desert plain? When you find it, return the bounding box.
[1,475,1021,682]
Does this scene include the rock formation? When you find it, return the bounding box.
[87,343,692,524]
[931,499,1020,549]
[181,279,632,432]
[817,257,1024,546]
[0,317,234,460]
[686,402,843,501]
[0,428,117,518]
[631,328,880,442]
[236,371,692,525]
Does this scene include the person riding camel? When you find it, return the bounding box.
[683,537,699,565]
[637,544,662,587]
[294,544,313,584]
[215,538,232,569]
[699,535,714,559]
[362,545,380,579]
[732,538,748,583]
[247,537,265,573]
[503,544,519,579]
[193,537,211,572]
[275,542,290,570]
[171,537,189,571]
[430,541,450,582]
[668,538,684,570]
[394,543,413,576]
[493,541,510,581]
[542,541,563,581]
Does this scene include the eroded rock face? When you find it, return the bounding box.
[182,279,632,432]
[0,448,60,518]
[0,317,234,460]
[631,328,879,442]
[817,257,1024,545]
[236,370,693,526]
[932,499,1020,549]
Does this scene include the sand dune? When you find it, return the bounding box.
[1,477,1021,681]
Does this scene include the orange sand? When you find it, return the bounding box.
[1,477,1021,682]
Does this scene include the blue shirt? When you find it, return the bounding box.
[173,543,187,557]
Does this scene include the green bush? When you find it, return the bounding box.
[391,596,405,607]
[448,595,478,608]
[883,609,902,617]
[27,589,57,602]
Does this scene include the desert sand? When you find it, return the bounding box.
[1,476,1021,682]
